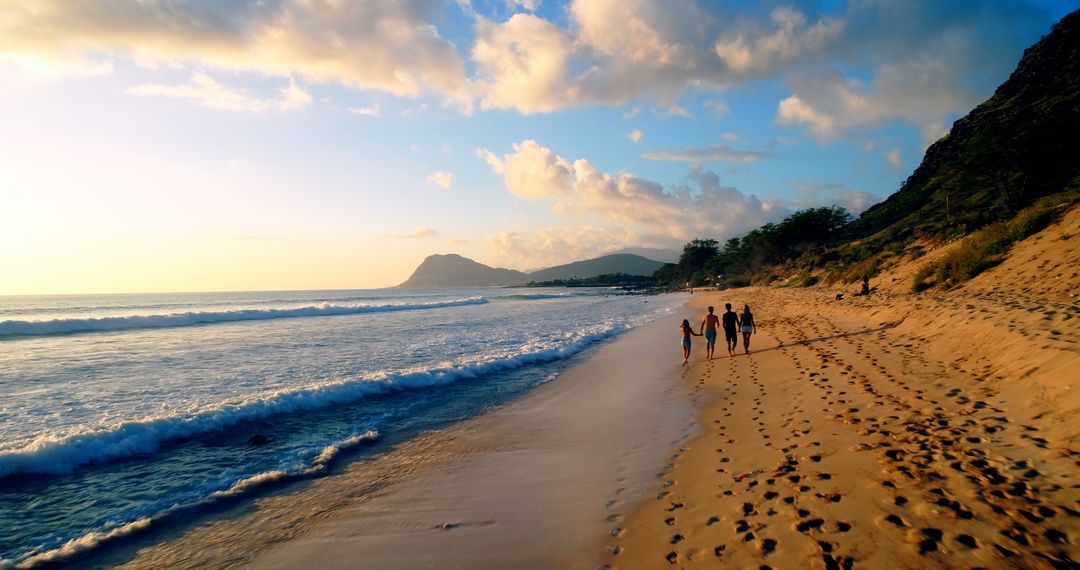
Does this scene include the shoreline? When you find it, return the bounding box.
[99,301,703,569]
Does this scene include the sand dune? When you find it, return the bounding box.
[607,207,1079,569]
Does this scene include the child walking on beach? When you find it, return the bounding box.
[740,304,757,354]
[680,319,701,364]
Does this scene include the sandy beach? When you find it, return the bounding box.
[609,208,1080,569]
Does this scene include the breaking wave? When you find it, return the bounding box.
[0,431,379,569]
[0,322,628,478]
[0,297,488,338]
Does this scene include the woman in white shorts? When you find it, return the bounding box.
[740,304,757,354]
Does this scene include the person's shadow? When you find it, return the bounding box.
[747,320,903,355]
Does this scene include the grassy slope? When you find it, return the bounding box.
[765,9,1080,291]
[848,9,1080,245]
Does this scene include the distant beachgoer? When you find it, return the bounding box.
[680,319,701,364]
[861,275,871,296]
[740,304,757,354]
[699,306,721,359]
[721,303,740,357]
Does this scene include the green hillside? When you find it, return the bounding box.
[657,9,1080,291]
[849,8,1080,244]
[526,254,664,282]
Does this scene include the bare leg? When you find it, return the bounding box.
[683,344,689,364]
[743,332,751,354]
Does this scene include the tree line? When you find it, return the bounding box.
[654,206,852,287]
[525,273,657,288]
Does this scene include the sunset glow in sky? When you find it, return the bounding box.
[0,0,1073,294]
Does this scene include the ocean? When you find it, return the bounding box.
[0,287,683,567]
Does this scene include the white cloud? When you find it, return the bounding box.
[641,146,767,163]
[884,148,902,170]
[721,132,739,141]
[478,140,573,200]
[572,0,693,67]
[714,7,844,75]
[704,100,730,118]
[480,139,782,243]
[481,139,882,267]
[0,0,1049,135]
[348,104,381,117]
[485,225,643,270]
[776,92,839,138]
[626,129,643,143]
[776,59,965,142]
[425,171,454,189]
[1,0,470,102]
[472,13,578,113]
[127,72,310,112]
[390,227,439,239]
[508,0,540,11]
[280,78,312,110]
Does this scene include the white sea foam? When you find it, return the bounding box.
[0,321,628,478]
[5,518,152,569]
[211,430,380,498]
[0,297,488,338]
[496,293,577,300]
[3,430,381,569]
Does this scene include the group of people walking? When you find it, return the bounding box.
[679,303,756,363]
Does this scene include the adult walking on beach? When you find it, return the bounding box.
[699,306,721,359]
[740,304,757,354]
[721,303,740,357]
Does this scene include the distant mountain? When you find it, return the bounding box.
[398,252,667,288]
[603,247,680,264]
[848,8,1080,241]
[397,254,527,287]
[525,254,665,282]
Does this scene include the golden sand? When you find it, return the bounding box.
[607,207,1080,569]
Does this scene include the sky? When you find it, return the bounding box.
[0,0,1075,294]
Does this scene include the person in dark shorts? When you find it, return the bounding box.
[721,303,741,357]
[699,306,721,359]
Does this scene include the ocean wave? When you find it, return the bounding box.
[0,518,153,569]
[0,431,380,569]
[0,297,488,338]
[496,293,577,300]
[212,430,380,498]
[0,323,628,478]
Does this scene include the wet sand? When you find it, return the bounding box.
[105,306,700,569]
